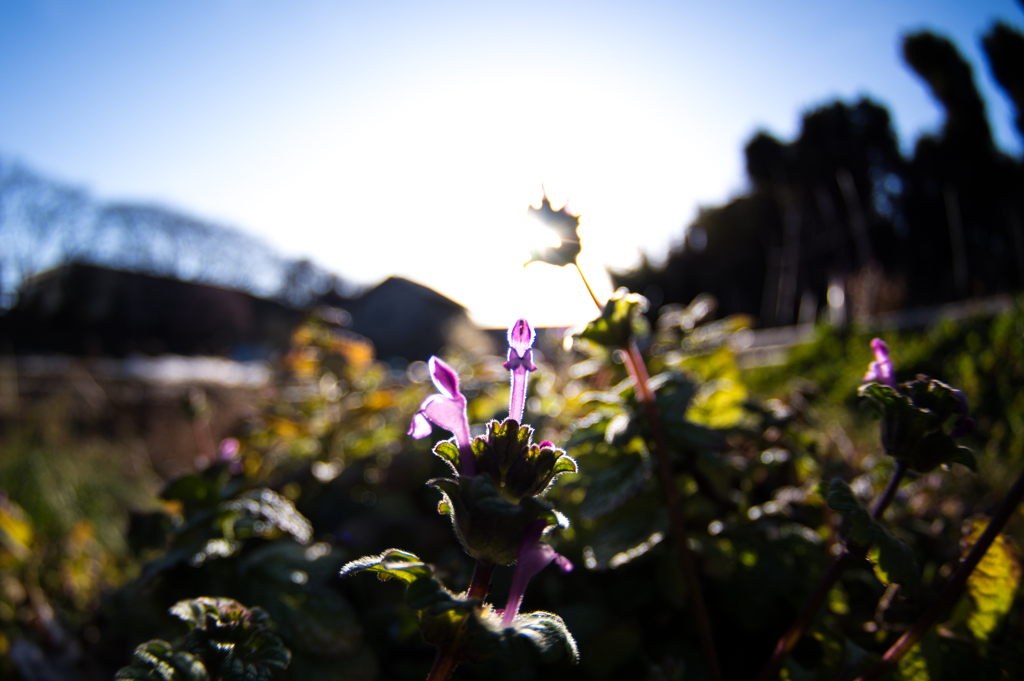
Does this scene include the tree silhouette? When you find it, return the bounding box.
[615,23,1024,327]
[901,31,1022,304]
[982,21,1024,140]
[0,156,341,310]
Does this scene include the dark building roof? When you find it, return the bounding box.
[323,276,476,362]
[0,263,302,359]
[0,265,486,363]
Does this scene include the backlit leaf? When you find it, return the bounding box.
[339,549,433,584]
[114,640,208,681]
[962,516,1022,643]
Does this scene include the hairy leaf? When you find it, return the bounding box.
[220,489,312,544]
[506,610,579,665]
[114,640,208,681]
[170,597,291,681]
[339,548,433,584]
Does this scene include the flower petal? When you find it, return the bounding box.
[864,338,895,387]
[507,319,536,357]
[502,520,559,627]
[428,357,460,400]
[408,410,434,439]
[422,395,467,439]
[553,553,574,573]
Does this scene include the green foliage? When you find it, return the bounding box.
[342,549,578,667]
[115,640,208,681]
[826,479,918,585]
[115,598,291,681]
[961,516,1022,645]
[172,597,291,681]
[12,298,1024,680]
[339,549,433,584]
[427,473,568,565]
[577,289,650,349]
[459,419,577,502]
[859,379,976,472]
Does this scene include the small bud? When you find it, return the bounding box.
[504,319,537,424]
[863,338,895,387]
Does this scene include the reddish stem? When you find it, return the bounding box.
[426,647,460,681]
[573,264,722,681]
[855,465,1024,681]
[425,560,495,681]
[467,560,494,601]
[622,341,723,681]
[755,461,907,681]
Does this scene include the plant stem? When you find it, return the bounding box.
[573,263,722,681]
[755,461,908,681]
[574,262,602,310]
[425,561,495,681]
[855,465,1024,681]
[622,342,724,681]
[426,647,461,681]
[467,560,494,601]
[870,461,907,521]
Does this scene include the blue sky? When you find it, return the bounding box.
[1,0,1022,327]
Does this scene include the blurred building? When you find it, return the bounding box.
[0,263,491,363]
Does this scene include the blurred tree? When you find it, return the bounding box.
[982,21,1024,140]
[901,31,1023,304]
[616,26,1024,327]
[0,157,341,310]
[615,98,906,325]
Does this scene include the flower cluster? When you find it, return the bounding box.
[409,319,576,622]
[345,319,578,672]
[860,337,976,471]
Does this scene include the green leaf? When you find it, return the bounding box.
[825,479,876,546]
[339,549,433,584]
[170,598,291,681]
[577,289,650,348]
[161,469,230,509]
[220,489,313,544]
[236,542,364,657]
[895,633,942,681]
[506,610,579,665]
[114,640,208,681]
[869,533,919,587]
[418,600,579,668]
[577,452,653,522]
[859,377,976,472]
[433,440,462,475]
[827,479,918,584]
[585,495,669,570]
[962,516,1022,644]
[552,456,579,476]
[428,474,569,565]
[524,194,582,267]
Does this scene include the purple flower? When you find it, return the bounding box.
[504,319,537,424]
[863,338,895,387]
[218,437,242,475]
[500,520,573,627]
[408,357,474,476]
[219,438,240,460]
